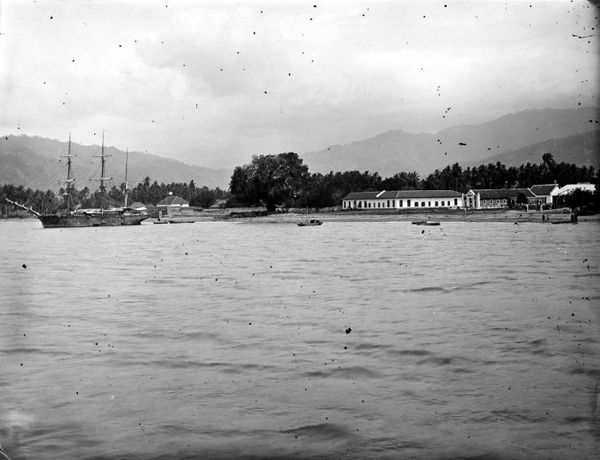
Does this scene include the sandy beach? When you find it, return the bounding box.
[4,207,597,225]
[216,208,597,224]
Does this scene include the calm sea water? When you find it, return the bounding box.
[1,218,599,459]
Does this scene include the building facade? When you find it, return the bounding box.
[342,190,463,210]
[157,194,190,217]
[530,184,559,205]
[464,188,543,209]
[156,195,190,209]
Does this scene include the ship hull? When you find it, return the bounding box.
[38,213,148,228]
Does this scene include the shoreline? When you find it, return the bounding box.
[222,208,599,224]
[3,208,598,224]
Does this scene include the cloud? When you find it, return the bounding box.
[0,0,597,170]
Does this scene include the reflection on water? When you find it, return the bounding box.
[1,219,599,459]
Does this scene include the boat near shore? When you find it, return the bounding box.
[412,221,440,226]
[154,215,195,224]
[297,206,323,226]
[4,134,148,228]
[297,219,323,227]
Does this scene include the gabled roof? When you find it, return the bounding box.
[342,191,380,200]
[530,184,558,196]
[342,190,462,200]
[379,190,462,199]
[157,195,189,206]
[468,188,535,199]
[128,201,146,209]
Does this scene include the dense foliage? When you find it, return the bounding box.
[1,179,227,214]
[229,152,310,211]
[128,178,227,208]
[0,184,60,213]
[420,154,596,192]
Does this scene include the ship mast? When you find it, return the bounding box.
[92,132,112,210]
[61,133,76,212]
[124,149,129,208]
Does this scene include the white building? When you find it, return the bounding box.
[464,188,540,209]
[157,194,190,217]
[156,195,190,209]
[342,190,463,210]
[553,182,596,197]
[530,184,560,205]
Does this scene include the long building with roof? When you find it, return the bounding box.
[464,188,544,209]
[530,184,560,205]
[342,190,463,210]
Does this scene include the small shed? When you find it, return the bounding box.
[157,195,189,208]
[157,194,190,217]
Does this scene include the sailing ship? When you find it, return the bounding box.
[5,134,149,228]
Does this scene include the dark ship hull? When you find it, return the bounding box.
[38,211,148,228]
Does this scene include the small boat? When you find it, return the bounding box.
[297,206,322,226]
[297,219,323,227]
[154,217,195,224]
[412,221,440,226]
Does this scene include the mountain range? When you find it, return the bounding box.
[303,107,599,176]
[1,107,598,192]
[0,135,231,191]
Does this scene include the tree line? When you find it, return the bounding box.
[1,179,227,214]
[2,152,598,214]
[229,152,598,210]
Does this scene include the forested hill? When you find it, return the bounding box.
[302,107,599,176]
[0,135,231,190]
[466,130,599,169]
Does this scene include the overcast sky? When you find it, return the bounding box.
[0,0,597,169]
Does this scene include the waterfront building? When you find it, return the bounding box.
[553,182,596,197]
[157,194,190,218]
[464,188,543,209]
[530,184,560,206]
[342,190,463,210]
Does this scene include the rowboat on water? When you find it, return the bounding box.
[412,221,440,226]
[297,219,323,227]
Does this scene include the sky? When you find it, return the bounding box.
[0,0,598,169]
